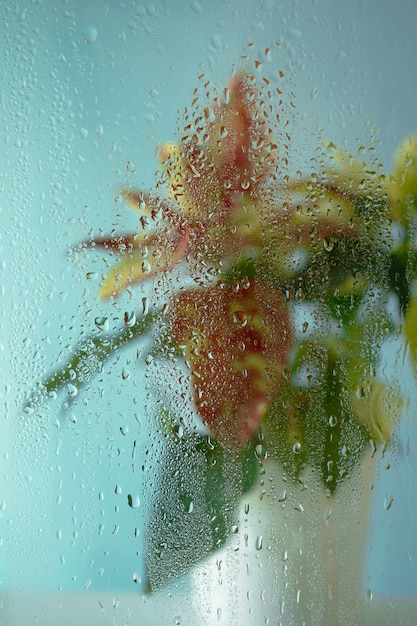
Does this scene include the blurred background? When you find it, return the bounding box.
[1,0,416,623]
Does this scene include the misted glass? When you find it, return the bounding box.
[2,1,416,624]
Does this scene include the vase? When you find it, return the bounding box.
[188,448,379,625]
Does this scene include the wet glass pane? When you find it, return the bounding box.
[2,1,416,624]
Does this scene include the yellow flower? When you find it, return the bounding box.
[351,376,402,444]
[386,134,417,221]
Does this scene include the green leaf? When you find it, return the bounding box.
[265,340,371,493]
[144,433,258,591]
[404,293,417,364]
[25,312,157,409]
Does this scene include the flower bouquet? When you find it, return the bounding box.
[27,69,416,620]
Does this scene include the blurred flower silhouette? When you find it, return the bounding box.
[92,73,278,299]
[89,72,293,444]
[37,70,412,488]
[170,281,291,445]
[387,134,417,222]
[31,65,417,593]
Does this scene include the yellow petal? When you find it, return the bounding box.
[99,254,152,299]
[99,229,190,299]
[325,145,382,197]
[386,134,417,221]
[159,142,199,218]
[350,376,402,444]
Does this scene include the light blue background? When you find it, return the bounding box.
[1,0,416,605]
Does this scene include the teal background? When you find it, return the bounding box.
[1,0,416,616]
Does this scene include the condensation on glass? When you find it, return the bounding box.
[1,1,416,625]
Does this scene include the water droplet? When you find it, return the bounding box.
[82,25,98,45]
[86,272,98,281]
[174,617,182,625]
[232,310,248,328]
[241,275,251,289]
[292,442,303,454]
[141,297,149,315]
[384,493,394,510]
[365,588,373,603]
[210,33,222,50]
[67,384,78,397]
[255,444,267,461]
[95,316,109,332]
[141,260,151,274]
[79,128,88,139]
[218,125,228,139]
[124,311,136,327]
[114,485,122,495]
[132,571,141,584]
[173,424,184,439]
[255,535,263,550]
[120,426,129,436]
[356,384,366,399]
[328,415,338,427]
[278,490,287,502]
[231,524,239,534]
[202,107,215,126]
[127,494,140,509]
[323,237,334,252]
[85,578,92,590]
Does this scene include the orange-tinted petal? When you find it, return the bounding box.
[170,280,292,445]
[99,228,190,299]
[159,72,277,225]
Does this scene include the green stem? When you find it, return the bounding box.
[26,312,157,408]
